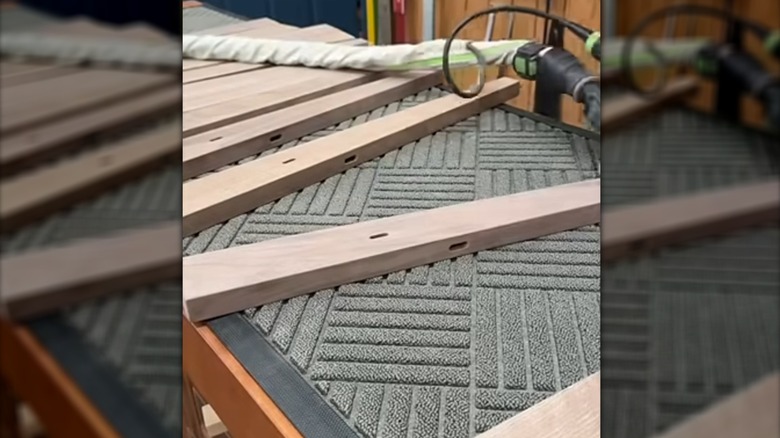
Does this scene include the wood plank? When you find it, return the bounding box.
[476,372,600,438]
[0,123,179,232]
[182,1,203,8]
[0,222,180,321]
[601,77,699,132]
[0,319,120,438]
[183,24,356,84]
[0,69,172,134]
[183,69,379,135]
[183,78,518,236]
[0,86,180,178]
[184,19,290,71]
[183,320,303,438]
[0,64,82,88]
[183,178,599,321]
[654,372,779,438]
[183,71,440,178]
[602,179,780,263]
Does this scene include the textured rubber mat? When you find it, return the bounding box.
[601,106,780,437]
[1,8,182,434]
[185,88,602,437]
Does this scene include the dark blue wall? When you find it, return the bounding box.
[19,0,180,35]
[205,0,362,37]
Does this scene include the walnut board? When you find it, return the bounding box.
[183,179,600,321]
[182,78,519,236]
[601,77,700,132]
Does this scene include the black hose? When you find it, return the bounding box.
[581,82,601,131]
[762,85,780,133]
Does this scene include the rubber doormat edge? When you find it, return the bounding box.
[27,315,173,438]
[209,314,359,438]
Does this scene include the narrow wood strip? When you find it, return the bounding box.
[655,372,779,438]
[1,86,180,178]
[0,222,180,320]
[0,123,179,232]
[183,24,356,83]
[476,372,600,437]
[0,69,172,135]
[184,19,289,71]
[601,77,699,132]
[0,65,81,88]
[183,319,303,438]
[183,178,599,321]
[183,71,440,178]
[602,179,780,263]
[183,1,203,8]
[0,319,120,438]
[183,78,518,236]
[184,69,379,134]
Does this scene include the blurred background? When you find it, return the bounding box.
[601,0,779,437]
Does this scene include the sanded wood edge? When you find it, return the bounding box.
[184,179,599,321]
[477,372,600,438]
[183,72,441,179]
[0,221,181,321]
[602,179,780,263]
[182,78,519,236]
[0,319,120,438]
[183,319,302,438]
[654,372,779,438]
[601,77,699,132]
[1,86,180,178]
[0,123,180,233]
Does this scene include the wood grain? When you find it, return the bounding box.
[183,319,303,438]
[0,319,120,438]
[183,71,441,178]
[654,372,779,438]
[0,221,180,321]
[183,78,518,236]
[602,179,780,263]
[1,123,179,231]
[477,372,600,437]
[183,178,599,321]
[602,76,700,132]
[1,86,180,178]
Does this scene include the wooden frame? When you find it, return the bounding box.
[183,78,518,235]
[183,178,599,321]
[0,221,180,321]
[601,76,699,132]
[602,179,780,263]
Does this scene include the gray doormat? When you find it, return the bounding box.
[601,106,779,437]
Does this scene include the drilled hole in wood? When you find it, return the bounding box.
[449,241,468,251]
[370,232,388,239]
[344,155,357,164]
[282,158,295,164]
[270,133,282,142]
[210,136,222,142]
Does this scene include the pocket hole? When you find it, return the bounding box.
[344,155,357,164]
[369,232,388,239]
[449,241,468,251]
[270,133,282,142]
[282,158,295,164]
[210,136,222,142]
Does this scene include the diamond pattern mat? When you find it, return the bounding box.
[601,106,780,438]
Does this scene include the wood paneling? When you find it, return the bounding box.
[404,0,601,128]
[615,0,780,130]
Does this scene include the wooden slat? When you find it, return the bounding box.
[183,24,356,84]
[654,372,779,438]
[0,69,172,134]
[183,178,599,321]
[183,78,518,236]
[0,64,81,88]
[602,179,780,262]
[476,372,600,438]
[183,69,379,136]
[0,222,180,321]
[0,86,180,178]
[601,77,699,132]
[0,319,120,438]
[183,320,303,438]
[183,71,440,178]
[0,123,179,231]
[184,19,290,71]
